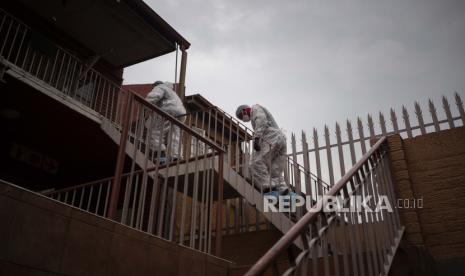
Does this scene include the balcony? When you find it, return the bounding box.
[0,8,123,125]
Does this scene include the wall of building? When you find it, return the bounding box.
[0,179,233,276]
[388,126,465,274]
[403,126,465,260]
[0,78,119,191]
[220,229,289,266]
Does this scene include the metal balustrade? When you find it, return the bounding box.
[116,100,337,239]
[182,106,330,193]
[245,137,405,276]
[179,106,331,226]
[44,90,226,255]
[47,177,112,217]
[0,8,123,125]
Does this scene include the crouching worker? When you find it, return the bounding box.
[145,81,186,163]
[236,104,290,195]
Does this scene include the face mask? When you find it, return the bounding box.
[242,114,251,122]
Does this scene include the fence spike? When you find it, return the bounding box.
[357,117,363,132]
[390,108,399,134]
[442,96,455,128]
[357,117,367,154]
[324,124,330,138]
[313,127,318,143]
[414,101,426,135]
[367,114,375,139]
[379,112,387,136]
[335,122,341,136]
[301,131,312,196]
[324,125,335,186]
[402,105,413,138]
[313,128,322,194]
[346,120,357,165]
[290,133,302,196]
[428,99,440,132]
[335,122,345,177]
[454,92,465,125]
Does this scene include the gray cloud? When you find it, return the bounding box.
[123,0,465,137]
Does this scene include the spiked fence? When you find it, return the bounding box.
[290,93,465,187]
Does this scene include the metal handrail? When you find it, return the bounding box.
[179,104,329,190]
[43,151,220,197]
[129,90,224,153]
[286,155,331,190]
[245,136,390,275]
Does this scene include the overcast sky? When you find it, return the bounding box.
[123,0,465,138]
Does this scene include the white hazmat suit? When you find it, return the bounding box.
[145,82,186,159]
[249,104,288,193]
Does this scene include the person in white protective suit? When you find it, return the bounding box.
[145,81,186,162]
[236,104,289,194]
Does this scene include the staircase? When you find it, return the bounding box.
[98,97,322,249]
[0,7,431,275]
[40,90,404,274]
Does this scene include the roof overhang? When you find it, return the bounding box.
[15,0,190,68]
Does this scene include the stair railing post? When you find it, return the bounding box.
[108,90,133,220]
[215,151,224,256]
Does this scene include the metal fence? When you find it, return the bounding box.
[246,137,404,275]
[289,93,465,187]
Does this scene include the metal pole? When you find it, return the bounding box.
[108,91,133,219]
[178,48,188,101]
[215,152,224,256]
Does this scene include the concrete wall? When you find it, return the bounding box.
[0,180,232,276]
[388,127,465,274]
[220,229,288,266]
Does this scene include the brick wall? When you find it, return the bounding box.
[388,126,465,261]
[387,135,426,247]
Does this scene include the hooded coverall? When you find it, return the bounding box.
[249,104,288,193]
[145,82,186,159]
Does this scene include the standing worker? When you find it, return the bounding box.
[146,81,186,163]
[236,104,289,194]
